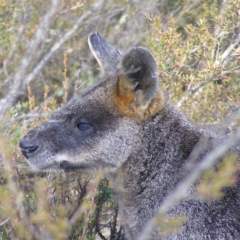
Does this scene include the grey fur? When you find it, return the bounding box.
[20,33,240,240]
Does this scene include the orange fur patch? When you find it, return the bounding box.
[113,76,165,121]
[143,89,165,119]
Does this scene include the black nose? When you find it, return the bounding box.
[19,140,39,158]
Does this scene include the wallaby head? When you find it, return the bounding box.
[20,32,164,172]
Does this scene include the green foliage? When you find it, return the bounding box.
[155,214,186,237]
[198,153,239,200]
[148,0,240,123]
[0,0,240,239]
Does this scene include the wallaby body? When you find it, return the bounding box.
[20,33,240,239]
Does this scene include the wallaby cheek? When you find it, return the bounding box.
[97,123,141,168]
[68,121,141,170]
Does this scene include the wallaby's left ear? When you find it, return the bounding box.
[88,32,121,76]
[115,47,164,120]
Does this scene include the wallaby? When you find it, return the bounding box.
[20,33,240,240]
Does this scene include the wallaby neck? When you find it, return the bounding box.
[110,102,205,239]
[113,102,203,194]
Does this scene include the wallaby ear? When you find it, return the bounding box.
[115,47,164,120]
[88,32,121,76]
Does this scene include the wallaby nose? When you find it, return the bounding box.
[19,140,39,159]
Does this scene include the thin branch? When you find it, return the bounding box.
[221,105,240,131]
[221,33,240,64]
[177,77,219,107]
[96,228,108,240]
[0,217,10,226]
[0,205,13,226]
[138,128,240,240]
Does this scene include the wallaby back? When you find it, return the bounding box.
[20,33,240,240]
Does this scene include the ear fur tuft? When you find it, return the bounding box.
[114,47,164,120]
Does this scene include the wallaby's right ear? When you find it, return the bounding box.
[114,47,165,120]
[88,32,121,76]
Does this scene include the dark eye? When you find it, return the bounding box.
[77,123,92,131]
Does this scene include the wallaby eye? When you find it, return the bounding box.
[77,123,92,131]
